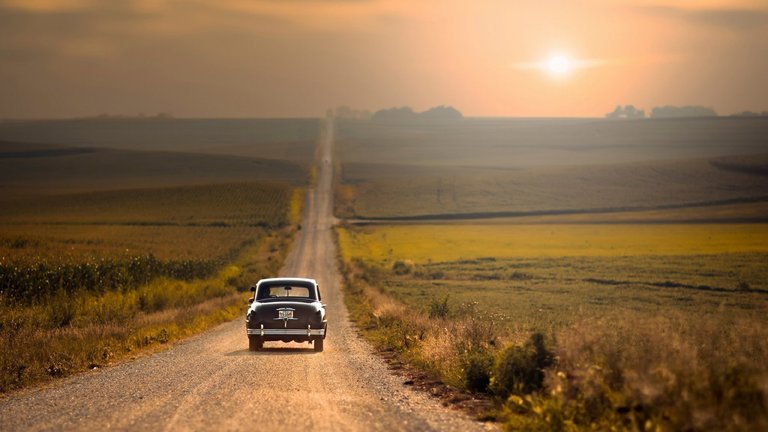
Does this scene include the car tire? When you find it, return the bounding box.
[313,338,324,352]
[248,336,263,351]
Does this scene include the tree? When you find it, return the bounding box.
[605,105,645,119]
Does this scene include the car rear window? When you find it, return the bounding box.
[257,282,315,300]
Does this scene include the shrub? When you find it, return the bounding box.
[428,295,450,319]
[463,351,494,392]
[392,260,413,275]
[492,332,553,397]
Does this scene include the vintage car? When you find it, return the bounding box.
[245,278,327,352]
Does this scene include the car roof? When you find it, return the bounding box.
[257,277,317,285]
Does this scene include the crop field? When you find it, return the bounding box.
[1,181,300,264]
[0,181,301,294]
[0,118,320,163]
[337,157,768,219]
[337,117,768,167]
[1,182,296,227]
[335,117,768,220]
[0,144,307,198]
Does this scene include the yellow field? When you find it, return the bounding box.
[338,223,768,264]
[288,188,305,225]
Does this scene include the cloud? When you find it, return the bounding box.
[638,6,768,30]
[204,0,421,33]
[0,0,93,13]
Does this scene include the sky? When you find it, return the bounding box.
[0,0,766,118]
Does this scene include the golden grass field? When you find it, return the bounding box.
[338,222,768,329]
[338,223,768,262]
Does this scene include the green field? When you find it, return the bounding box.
[0,118,320,162]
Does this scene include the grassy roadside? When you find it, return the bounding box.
[336,224,768,431]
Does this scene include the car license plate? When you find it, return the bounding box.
[278,310,294,319]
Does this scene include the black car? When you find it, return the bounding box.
[245,278,327,352]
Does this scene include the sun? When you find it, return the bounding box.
[544,54,573,78]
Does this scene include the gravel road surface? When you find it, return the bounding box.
[0,118,494,431]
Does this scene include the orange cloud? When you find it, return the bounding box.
[0,0,93,13]
[205,0,425,33]
[618,0,766,10]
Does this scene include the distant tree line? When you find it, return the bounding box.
[84,113,174,120]
[606,104,719,119]
[730,110,768,117]
[334,106,372,120]
[371,105,463,122]
[605,105,646,119]
[651,105,718,118]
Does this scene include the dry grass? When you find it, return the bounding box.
[520,311,768,431]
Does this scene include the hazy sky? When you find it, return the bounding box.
[1,0,766,118]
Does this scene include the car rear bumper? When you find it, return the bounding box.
[247,328,326,336]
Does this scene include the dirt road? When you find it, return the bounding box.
[0,119,492,431]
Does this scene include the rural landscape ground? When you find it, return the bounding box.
[333,116,768,430]
[0,119,491,431]
[1,115,767,430]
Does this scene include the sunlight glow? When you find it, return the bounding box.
[544,54,573,78]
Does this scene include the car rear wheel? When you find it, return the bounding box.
[248,336,263,351]
[313,338,324,352]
